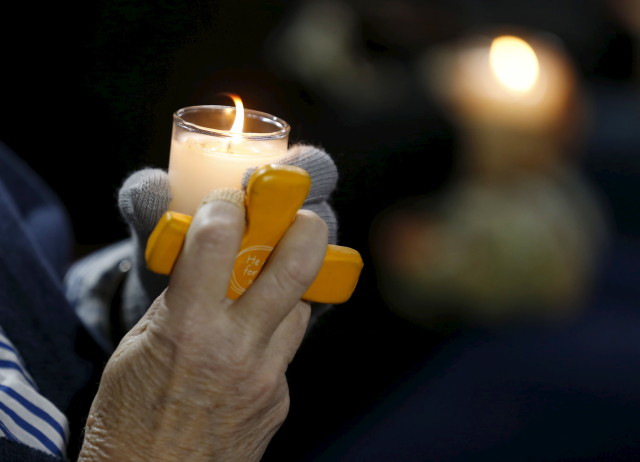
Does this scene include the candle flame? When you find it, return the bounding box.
[228,93,245,133]
[226,93,245,151]
[489,36,540,93]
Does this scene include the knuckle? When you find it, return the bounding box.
[297,209,329,239]
[292,302,312,332]
[275,252,316,294]
[189,214,239,249]
[246,373,290,422]
[255,369,281,393]
[275,390,291,419]
[268,213,328,295]
[249,369,288,405]
[225,337,256,371]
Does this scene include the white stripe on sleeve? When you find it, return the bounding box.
[0,329,69,459]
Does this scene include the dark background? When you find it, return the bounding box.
[1,1,639,460]
[1,0,635,249]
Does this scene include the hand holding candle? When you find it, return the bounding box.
[147,164,363,303]
[119,96,362,313]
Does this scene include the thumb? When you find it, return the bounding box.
[277,144,338,203]
[118,168,172,331]
[118,168,172,239]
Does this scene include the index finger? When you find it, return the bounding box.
[165,189,246,313]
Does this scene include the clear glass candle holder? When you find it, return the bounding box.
[168,105,290,215]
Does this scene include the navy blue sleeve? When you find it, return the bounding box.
[0,439,65,462]
[0,141,74,280]
[0,142,109,459]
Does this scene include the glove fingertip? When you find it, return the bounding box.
[284,144,338,201]
[302,201,338,244]
[285,144,337,173]
[118,168,171,232]
[119,168,168,191]
[242,145,338,200]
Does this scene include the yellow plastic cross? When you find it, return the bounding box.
[145,164,363,304]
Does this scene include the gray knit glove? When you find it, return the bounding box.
[118,144,339,329]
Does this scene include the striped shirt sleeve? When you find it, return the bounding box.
[0,328,69,459]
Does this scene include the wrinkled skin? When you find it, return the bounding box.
[79,197,328,462]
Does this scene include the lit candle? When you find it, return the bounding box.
[422,32,580,178]
[168,96,291,215]
[452,34,574,130]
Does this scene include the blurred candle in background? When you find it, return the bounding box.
[168,96,291,215]
[421,31,583,180]
[489,36,540,94]
[376,29,607,327]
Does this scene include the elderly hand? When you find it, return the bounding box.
[118,144,338,329]
[78,190,328,462]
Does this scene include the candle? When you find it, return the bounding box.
[379,32,603,326]
[168,97,290,215]
[452,34,574,131]
[422,32,580,178]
